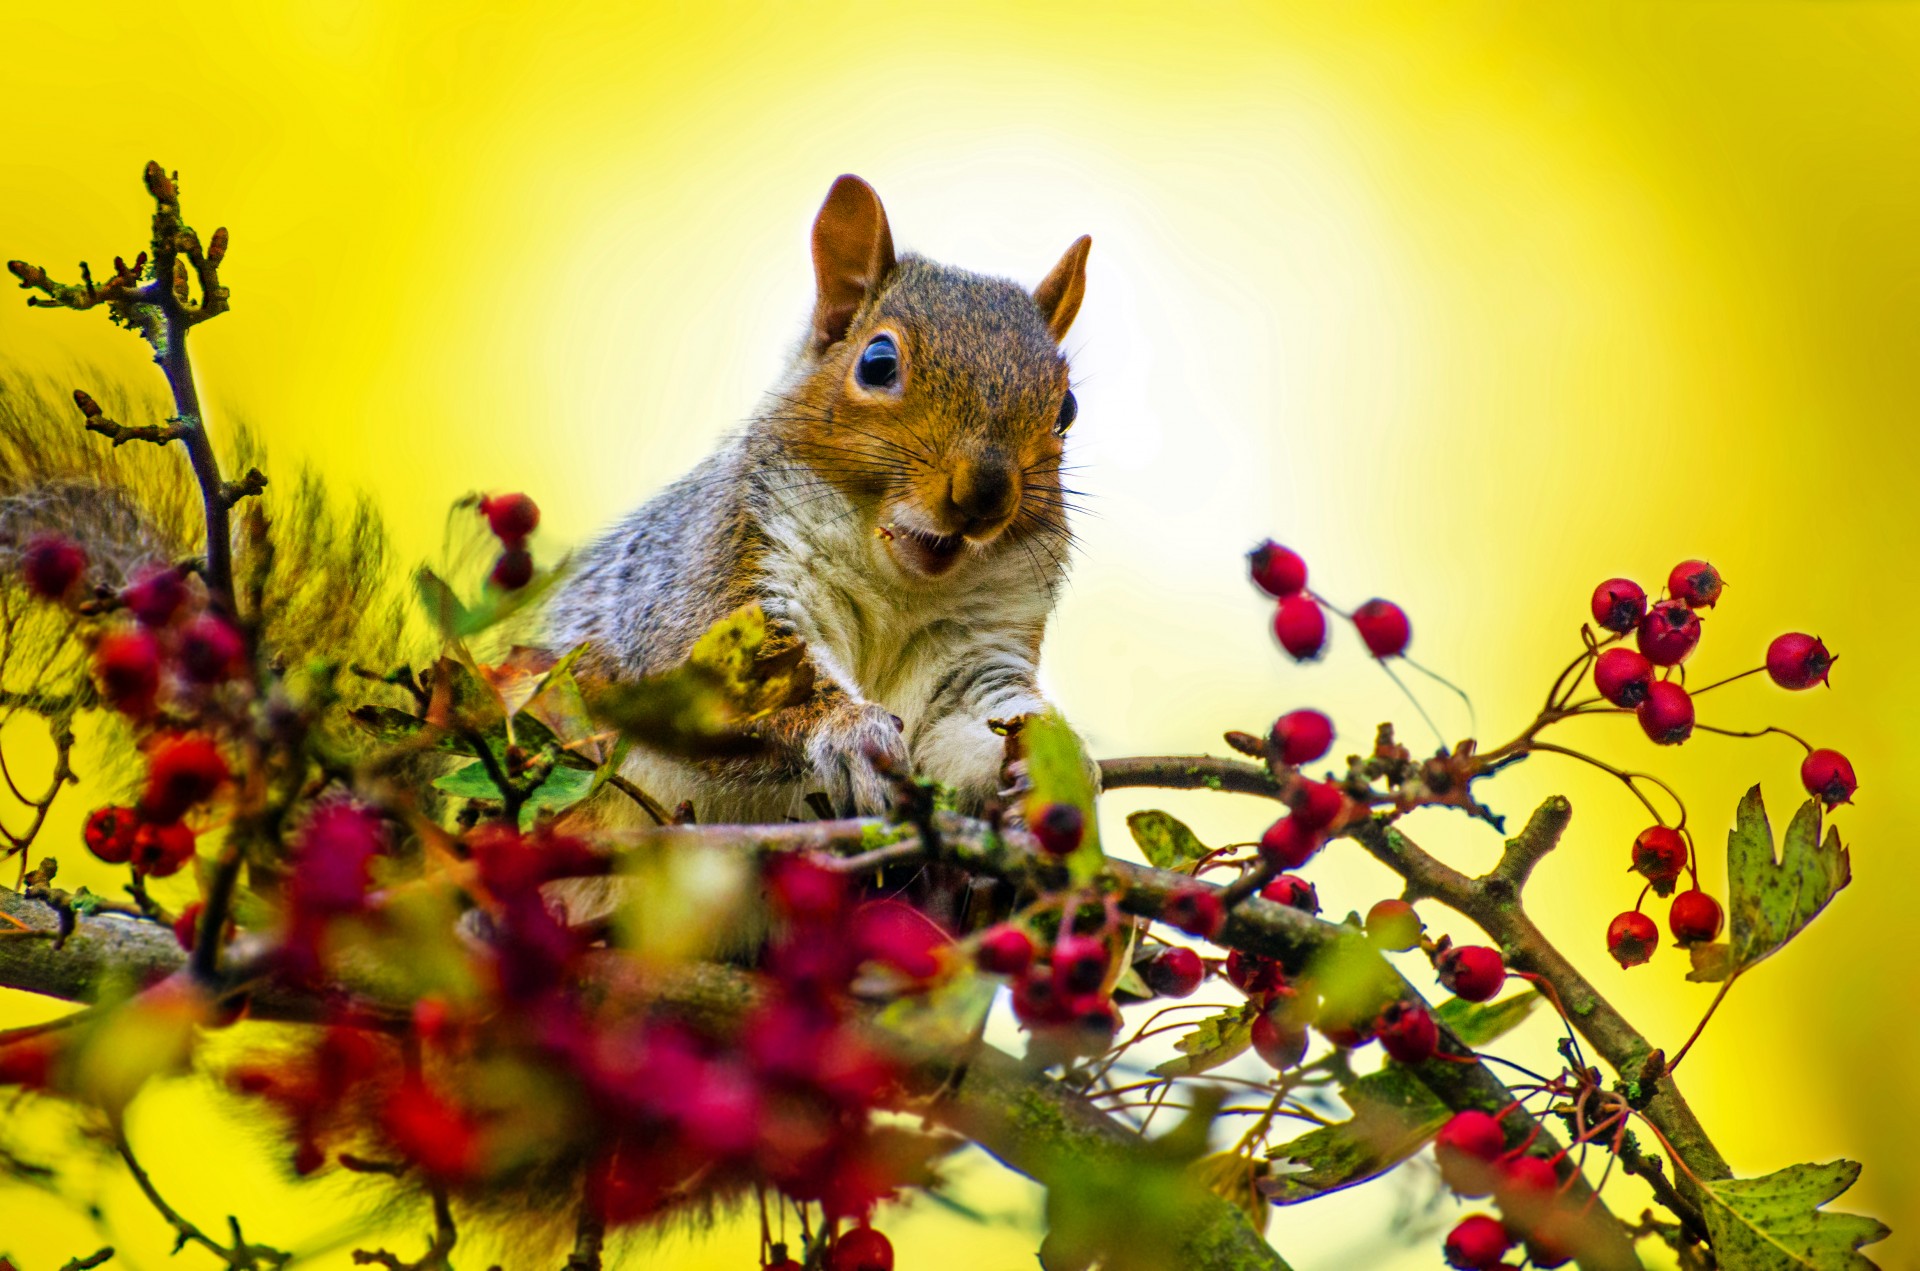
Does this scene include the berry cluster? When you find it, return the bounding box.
[1249,540,1411,662]
[478,492,540,590]
[1434,1108,1579,1268]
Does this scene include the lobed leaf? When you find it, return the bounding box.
[1701,1160,1888,1270]
[1689,786,1852,984]
[1151,1004,1255,1078]
[1435,988,1541,1047]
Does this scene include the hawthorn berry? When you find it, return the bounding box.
[122,564,188,627]
[830,1225,894,1271]
[1269,708,1334,767]
[1365,898,1423,951]
[765,1246,805,1271]
[1667,559,1724,609]
[140,735,230,823]
[1801,748,1857,807]
[975,924,1035,976]
[1636,680,1695,745]
[1257,815,1321,870]
[1443,1215,1514,1271]
[1767,633,1834,690]
[1437,945,1505,1002]
[1272,595,1327,661]
[1066,994,1123,1055]
[1248,540,1307,598]
[491,548,534,591]
[1163,886,1225,938]
[1031,802,1085,856]
[479,492,541,544]
[1592,647,1653,708]
[1630,825,1688,897]
[1289,779,1345,832]
[1375,1000,1438,1064]
[1051,935,1110,997]
[1606,911,1659,968]
[288,803,388,914]
[1011,968,1067,1029]
[1669,890,1724,944]
[1250,1004,1309,1071]
[94,629,163,715]
[1435,1110,1508,1197]
[1637,600,1702,667]
[83,805,139,865]
[381,1078,481,1181]
[22,534,87,600]
[1589,578,1647,635]
[130,820,196,877]
[1496,1153,1560,1198]
[851,901,946,980]
[1141,946,1205,998]
[1223,948,1288,997]
[1352,599,1411,658]
[178,614,246,683]
[1260,874,1320,914]
[766,853,847,922]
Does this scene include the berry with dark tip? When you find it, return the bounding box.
[975,925,1035,976]
[1353,599,1411,658]
[1260,874,1320,914]
[1289,779,1345,832]
[1437,945,1505,1002]
[1250,1004,1309,1070]
[1224,949,1287,997]
[1011,967,1067,1029]
[1444,1215,1515,1270]
[1590,578,1647,634]
[1257,815,1321,870]
[95,629,163,716]
[1365,898,1423,951]
[179,614,246,683]
[130,820,197,877]
[1065,994,1122,1056]
[1667,559,1724,609]
[1606,911,1659,968]
[1272,595,1328,661]
[23,534,87,600]
[1800,749,1856,807]
[84,806,139,865]
[491,548,534,591]
[1032,802,1085,856]
[1669,890,1724,944]
[1141,946,1205,998]
[1051,935,1109,997]
[1593,647,1654,708]
[478,493,540,544]
[1248,540,1307,598]
[1435,1110,1508,1197]
[1637,680,1695,745]
[1375,1000,1438,1064]
[122,565,188,627]
[1269,709,1334,767]
[1164,886,1224,938]
[140,735,230,823]
[1631,826,1688,897]
[1767,633,1834,690]
[1637,600,1702,666]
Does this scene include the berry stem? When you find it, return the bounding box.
[1690,722,1815,754]
[1683,665,1767,697]
[1664,976,1738,1077]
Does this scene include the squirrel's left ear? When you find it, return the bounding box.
[1032,235,1092,343]
[810,175,897,352]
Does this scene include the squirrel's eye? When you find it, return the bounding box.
[856,335,900,389]
[1054,390,1078,436]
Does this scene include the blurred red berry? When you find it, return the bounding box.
[1637,600,1701,666]
[975,924,1035,976]
[1437,945,1505,1002]
[1631,826,1688,897]
[851,900,946,980]
[1365,898,1423,951]
[1269,708,1334,767]
[173,901,204,951]
[381,1077,480,1181]
[1260,874,1320,914]
[1141,946,1205,998]
[1224,948,1288,996]
[1667,559,1724,609]
[1800,748,1857,807]
[765,1246,805,1271]
[22,534,87,600]
[94,629,163,715]
[1606,911,1659,968]
[1767,633,1834,690]
[1669,890,1724,944]
[491,548,534,590]
[1066,993,1122,1055]
[1051,935,1110,997]
[1250,1006,1309,1070]
[831,1225,895,1271]
[1247,540,1307,598]
[1444,1215,1514,1270]
[1435,1110,1508,1197]
[767,853,847,922]
[140,735,229,823]
[1375,1000,1438,1064]
[1497,1153,1560,1198]
[1593,647,1653,708]
[130,820,196,878]
[1589,578,1646,634]
[1289,779,1345,832]
[1636,680,1695,745]
[1353,598,1411,658]
[1032,802,1085,857]
[479,492,541,544]
[1272,595,1327,661]
[1257,815,1321,870]
[83,805,139,865]
[1164,886,1224,938]
[122,564,188,627]
[179,614,246,683]
[289,802,387,914]
[1011,967,1068,1028]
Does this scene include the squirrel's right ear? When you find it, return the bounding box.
[1032,235,1092,343]
[810,175,897,352]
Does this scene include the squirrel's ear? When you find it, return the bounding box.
[1032,235,1091,343]
[810,175,897,352]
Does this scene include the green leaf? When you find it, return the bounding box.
[1700,1160,1888,1270]
[1022,708,1103,885]
[1689,786,1852,984]
[874,967,999,1054]
[1150,1004,1254,1078]
[1261,1065,1451,1204]
[415,567,470,639]
[1435,989,1541,1047]
[433,759,598,830]
[1190,1152,1270,1238]
[1126,810,1210,872]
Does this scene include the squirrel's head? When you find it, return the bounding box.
[768,175,1089,583]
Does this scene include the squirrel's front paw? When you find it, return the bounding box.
[807,701,911,817]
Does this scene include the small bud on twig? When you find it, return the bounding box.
[72,389,102,419]
[208,227,228,267]
[143,161,177,204]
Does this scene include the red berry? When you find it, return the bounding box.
[1669,890,1724,944]
[178,614,246,683]
[1606,911,1659,968]
[1630,826,1688,897]
[22,534,87,600]
[1365,898,1423,951]
[1593,647,1653,708]
[94,629,163,715]
[130,820,197,878]
[83,806,139,864]
[975,924,1035,976]
[1767,633,1834,690]
[1224,949,1288,996]
[766,853,847,922]
[851,900,946,980]
[1437,945,1505,1002]
[1272,595,1327,661]
[1497,1153,1561,1198]
[1444,1214,1514,1270]
[479,493,541,544]
[1375,1000,1438,1064]
[1051,934,1109,997]
[1637,600,1702,666]
[1636,680,1695,745]
[173,901,204,951]
[1435,1110,1508,1197]
[1250,1006,1309,1070]
[1259,874,1320,914]
[765,1246,805,1271]
[1589,578,1646,634]
[1163,886,1224,938]
[1011,967,1068,1028]
[140,735,229,823]
[289,803,388,914]
[1667,559,1724,609]
[1032,802,1085,856]
[121,564,188,627]
[1352,598,1411,658]
[1140,946,1205,998]
[490,547,534,590]
[1248,540,1307,598]
[1269,709,1334,767]
[1257,815,1321,870]
[830,1225,894,1271]
[1066,993,1122,1055]
[1800,748,1857,807]
[1289,779,1345,832]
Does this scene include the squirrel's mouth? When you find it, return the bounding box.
[881,523,968,578]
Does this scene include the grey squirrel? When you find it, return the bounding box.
[546,175,1091,822]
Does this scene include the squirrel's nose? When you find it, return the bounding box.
[950,459,1017,528]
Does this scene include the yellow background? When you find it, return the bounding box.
[3,2,1917,1267]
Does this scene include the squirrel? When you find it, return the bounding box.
[546,175,1092,824]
